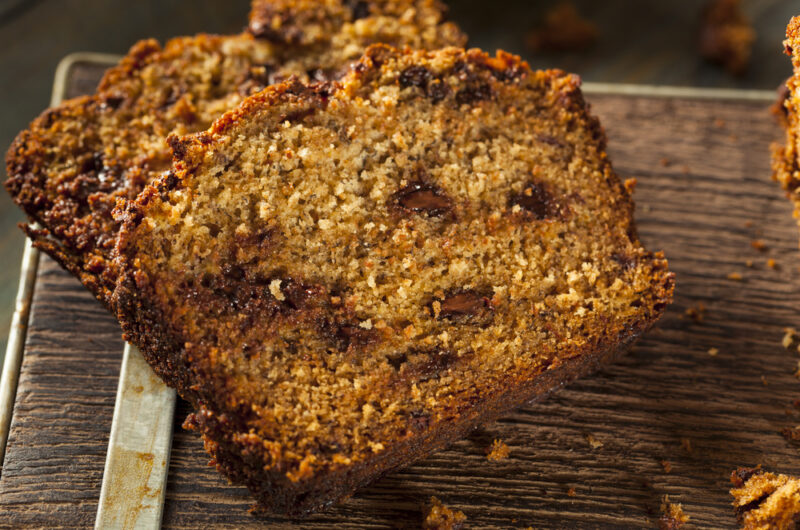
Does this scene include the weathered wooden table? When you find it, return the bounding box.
[0,56,799,529]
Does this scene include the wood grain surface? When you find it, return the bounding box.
[1,61,800,529]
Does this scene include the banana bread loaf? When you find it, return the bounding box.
[113,45,675,514]
[774,16,800,244]
[5,0,465,308]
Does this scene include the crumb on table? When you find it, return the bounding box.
[661,460,673,474]
[781,425,800,442]
[727,272,743,281]
[708,347,719,357]
[659,495,690,529]
[683,303,707,323]
[585,433,603,449]
[783,328,797,349]
[422,496,466,530]
[486,439,510,461]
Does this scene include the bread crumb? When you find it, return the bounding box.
[750,239,767,251]
[486,439,511,461]
[683,303,706,323]
[782,328,797,349]
[761,375,768,386]
[566,487,576,497]
[661,460,673,473]
[727,272,743,281]
[660,157,671,167]
[745,259,754,268]
[585,433,604,449]
[422,496,466,530]
[269,279,285,301]
[781,425,800,441]
[659,495,690,529]
[767,258,778,269]
[681,438,693,453]
[708,347,719,356]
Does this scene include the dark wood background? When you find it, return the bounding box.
[1,52,799,528]
[1,0,800,362]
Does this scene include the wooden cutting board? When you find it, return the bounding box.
[1,57,799,529]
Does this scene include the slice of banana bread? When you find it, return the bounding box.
[4,0,465,308]
[773,16,800,243]
[248,0,463,48]
[113,45,675,514]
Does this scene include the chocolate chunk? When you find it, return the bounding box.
[411,350,457,382]
[437,290,493,319]
[395,182,451,216]
[399,65,432,88]
[80,152,104,175]
[426,80,451,103]
[281,278,325,310]
[611,253,637,271]
[455,82,494,105]
[334,324,377,352]
[509,181,557,220]
[387,353,407,371]
[101,95,124,110]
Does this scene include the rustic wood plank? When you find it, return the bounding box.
[1,60,799,529]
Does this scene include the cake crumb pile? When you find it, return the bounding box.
[422,496,466,530]
[659,495,690,529]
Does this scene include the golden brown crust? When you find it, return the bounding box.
[4,2,465,308]
[113,45,674,514]
[773,16,800,245]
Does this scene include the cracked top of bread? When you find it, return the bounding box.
[774,16,800,244]
[113,45,674,513]
[4,0,465,307]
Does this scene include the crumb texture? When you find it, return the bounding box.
[730,467,800,530]
[774,16,800,245]
[4,0,465,306]
[113,46,673,514]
